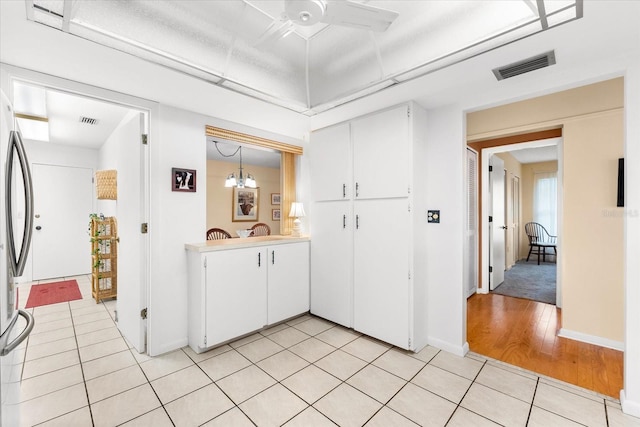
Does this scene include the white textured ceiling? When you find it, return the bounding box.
[27,0,582,115]
[509,144,558,164]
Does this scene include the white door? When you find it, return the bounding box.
[489,155,506,290]
[512,175,520,263]
[31,164,93,280]
[466,149,478,297]
[354,198,410,349]
[310,201,352,327]
[267,242,309,324]
[116,113,147,353]
[352,106,409,200]
[310,123,351,201]
[205,248,267,345]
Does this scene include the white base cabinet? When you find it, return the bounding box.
[187,240,309,353]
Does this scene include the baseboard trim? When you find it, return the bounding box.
[558,328,624,351]
[427,337,469,357]
[148,338,188,357]
[621,390,640,418]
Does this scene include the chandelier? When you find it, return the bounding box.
[215,142,256,188]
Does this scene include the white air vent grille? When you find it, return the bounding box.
[79,116,99,125]
[493,51,556,81]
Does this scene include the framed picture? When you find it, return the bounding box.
[271,193,281,205]
[272,209,281,221]
[233,187,259,222]
[172,168,196,192]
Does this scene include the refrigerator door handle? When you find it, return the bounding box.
[0,310,35,356]
[5,130,34,277]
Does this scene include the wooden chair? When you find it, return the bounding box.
[525,222,557,265]
[250,223,271,237]
[206,228,231,240]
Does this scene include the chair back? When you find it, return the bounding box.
[250,223,271,236]
[524,222,555,244]
[206,228,231,240]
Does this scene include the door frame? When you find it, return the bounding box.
[476,137,563,307]
[3,64,155,351]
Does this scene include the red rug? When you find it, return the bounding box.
[25,280,83,308]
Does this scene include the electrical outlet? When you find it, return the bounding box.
[427,210,440,223]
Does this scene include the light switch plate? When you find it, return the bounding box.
[427,210,440,223]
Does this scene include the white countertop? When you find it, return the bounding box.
[185,235,310,253]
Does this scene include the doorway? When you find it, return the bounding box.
[470,133,562,304]
[8,73,151,354]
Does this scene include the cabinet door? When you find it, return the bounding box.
[267,242,310,325]
[205,248,267,346]
[310,123,351,201]
[353,198,410,349]
[352,105,409,199]
[310,201,353,327]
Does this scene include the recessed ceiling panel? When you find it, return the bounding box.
[308,26,382,106]
[28,0,583,115]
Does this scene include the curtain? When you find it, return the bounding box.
[533,172,557,235]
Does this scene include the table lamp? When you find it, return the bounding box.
[289,202,306,237]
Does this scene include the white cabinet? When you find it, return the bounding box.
[267,242,310,325]
[310,201,352,327]
[309,102,427,351]
[352,106,410,199]
[309,123,351,201]
[205,247,267,346]
[187,239,310,353]
[354,199,410,349]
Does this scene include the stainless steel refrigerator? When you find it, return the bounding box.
[0,89,35,425]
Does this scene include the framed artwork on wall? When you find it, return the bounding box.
[271,193,281,205]
[172,168,196,192]
[272,209,281,221]
[233,187,259,221]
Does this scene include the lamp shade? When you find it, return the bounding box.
[289,202,306,218]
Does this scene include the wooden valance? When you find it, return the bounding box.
[205,126,303,155]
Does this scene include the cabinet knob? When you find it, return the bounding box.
[343,214,346,229]
[356,215,360,229]
[272,250,275,265]
[258,252,261,267]
[355,182,359,197]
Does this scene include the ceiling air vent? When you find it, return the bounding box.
[79,116,99,125]
[493,51,556,81]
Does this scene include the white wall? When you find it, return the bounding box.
[622,63,640,417]
[97,111,140,217]
[424,106,467,356]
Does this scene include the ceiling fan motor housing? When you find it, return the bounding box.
[286,0,326,26]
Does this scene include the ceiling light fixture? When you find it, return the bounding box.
[214,142,256,189]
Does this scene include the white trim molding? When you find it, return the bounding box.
[558,328,624,351]
[621,390,640,418]
[427,338,470,357]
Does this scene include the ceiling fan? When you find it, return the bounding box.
[254,0,399,47]
[283,0,399,32]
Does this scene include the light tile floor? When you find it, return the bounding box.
[12,275,640,426]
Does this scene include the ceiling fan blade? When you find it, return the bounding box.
[321,0,399,32]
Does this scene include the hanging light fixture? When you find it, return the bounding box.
[215,142,257,188]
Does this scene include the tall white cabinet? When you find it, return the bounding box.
[309,103,428,351]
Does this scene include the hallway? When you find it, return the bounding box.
[467,293,623,398]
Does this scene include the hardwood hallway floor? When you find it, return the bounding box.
[467,293,623,398]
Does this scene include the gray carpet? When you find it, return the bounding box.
[492,260,557,305]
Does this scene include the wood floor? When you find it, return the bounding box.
[467,293,623,398]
